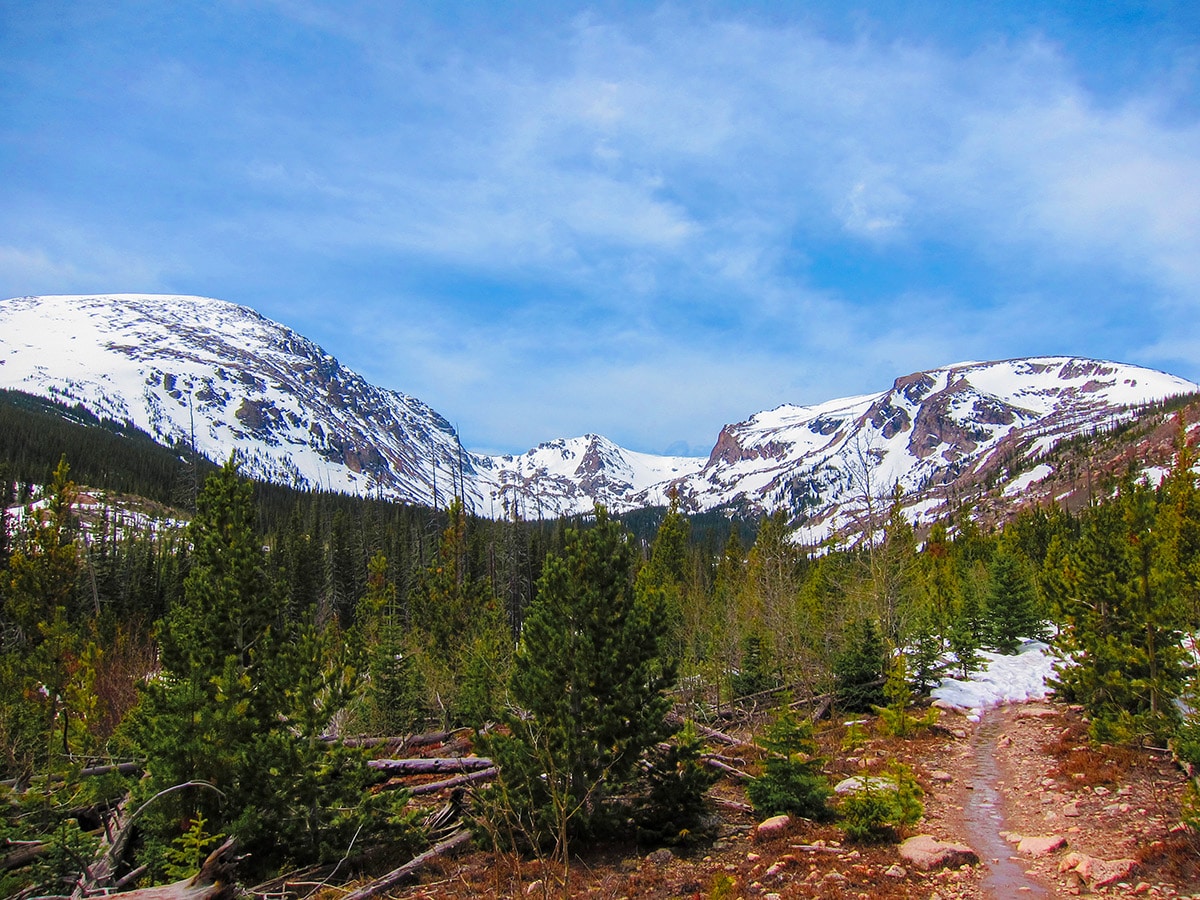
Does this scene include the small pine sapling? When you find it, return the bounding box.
[875,655,938,738]
[838,763,923,843]
[746,706,833,821]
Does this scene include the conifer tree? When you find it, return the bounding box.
[1049,476,1189,743]
[481,506,679,848]
[985,535,1044,653]
[833,617,887,712]
[408,500,506,724]
[129,459,414,874]
[1,458,93,776]
[635,493,689,663]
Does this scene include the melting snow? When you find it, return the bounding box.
[931,640,1056,722]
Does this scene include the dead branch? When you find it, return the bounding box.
[77,782,226,898]
[789,843,846,853]
[338,830,472,900]
[665,715,746,747]
[407,767,497,796]
[368,757,493,775]
[710,798,754,814]
[702,758,753,781]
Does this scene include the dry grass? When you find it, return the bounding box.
[1041,719,1140,787]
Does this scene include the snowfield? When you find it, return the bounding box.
[931,639,1057,722]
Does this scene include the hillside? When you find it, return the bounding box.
[2,294,1197,543]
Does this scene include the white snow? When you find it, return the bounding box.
[930,639,1056,722]
[1003,463,1053,496]
[3,295,1197,524]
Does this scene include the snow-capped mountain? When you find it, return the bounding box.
[0,294,697,514]
[673,358,1199,540]
[0,294,476,505]
[1,294,1196,541]
[477,434,704,519]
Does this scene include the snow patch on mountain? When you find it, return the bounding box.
[2,294,1196,540]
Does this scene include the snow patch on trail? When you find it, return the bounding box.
[931,640,1055,722]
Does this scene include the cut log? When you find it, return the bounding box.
[368,757,494,775]
[339,830,472,900]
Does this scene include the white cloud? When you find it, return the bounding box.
[7,4,1200,452]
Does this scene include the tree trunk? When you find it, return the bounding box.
[368,757,494,774]
[339,830,471,900]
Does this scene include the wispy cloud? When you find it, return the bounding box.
[3,2,1198,453]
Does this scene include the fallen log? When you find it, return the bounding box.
[0,761,141,789]
[101,837,238,900]
[2,840,47,871]
[339,830,472,900]
[368,757,494,775]
[407,767,497,796]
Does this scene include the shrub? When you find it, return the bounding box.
[838,763,923,843]
[746,708,832,821]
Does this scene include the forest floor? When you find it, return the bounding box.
[346,700,1200,900]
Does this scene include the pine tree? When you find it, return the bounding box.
[833,617,887,713]
[746,706,832,821]
[1049,476,1189,743]
[129,459,414,875]
[480,506,679,849]
[985,535,1043,653]
[1,458,91,777]
[635,493,689,664]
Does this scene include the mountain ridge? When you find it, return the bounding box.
[2,293,1196,539]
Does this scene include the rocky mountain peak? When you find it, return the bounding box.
[1,296,1195,542]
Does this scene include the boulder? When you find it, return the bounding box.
[898,835,979,871]
[755,814,791,839]
[1016,834,1067,857]
[834,774,893,794]
[1058,851,1138,888]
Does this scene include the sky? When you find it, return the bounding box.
[2,1,1199,457]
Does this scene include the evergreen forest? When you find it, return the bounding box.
[2,392,1200,897]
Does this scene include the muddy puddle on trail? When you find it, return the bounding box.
[962,712,1053,898]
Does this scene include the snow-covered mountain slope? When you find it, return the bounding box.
[2,295,1196,540]
[0,294,477,504]
[477,434,704,519]
[674,357,1199,541]
[0,294,696,514]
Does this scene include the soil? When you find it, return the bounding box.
[347,702,1200,900]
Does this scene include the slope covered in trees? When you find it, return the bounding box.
[1,411,1199,895]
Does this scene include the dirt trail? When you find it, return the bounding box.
[929,700,1198,899]
[962,711,1053,898]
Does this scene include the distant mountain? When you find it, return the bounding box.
[1,294,1196,541]
[671,358,1199,540]
[0,294,474,505]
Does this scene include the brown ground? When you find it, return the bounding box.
[342,702,1200,900]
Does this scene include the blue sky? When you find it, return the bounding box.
[3,2,1199,456]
